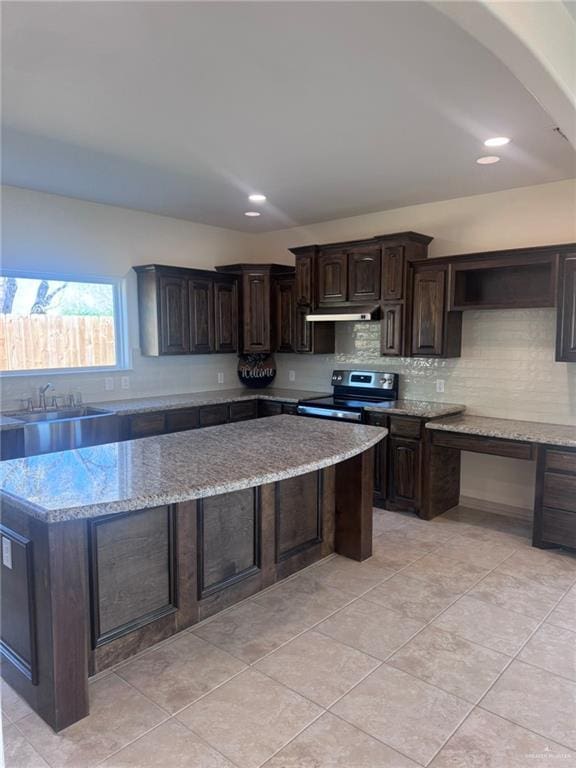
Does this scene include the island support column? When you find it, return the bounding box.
[0,506,90,732]
[334,447,374,561]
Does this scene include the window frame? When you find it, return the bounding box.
[0,269,130,376]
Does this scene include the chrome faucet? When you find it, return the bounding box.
[38,383,54,410]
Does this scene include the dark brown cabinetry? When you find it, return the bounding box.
[189,279,214,354]
[556,254,576,363]
[158,275,190,354]
[348,246,381,303]
[134,266,238,357]
[365,412,388,506]
[294,248,316,306]
[274,276,296,353]
[216,264,295,354]
[388,438,421,511]
[213,280,238,353]
[380,303,403,356]
[412,266,462,358]
[534,446,576,549]
[382,246,405,301]
[317,250,348,305]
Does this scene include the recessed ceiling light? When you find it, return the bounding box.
[248,194,267,203]
[244,211,261,217]
[476,155,501,165]
[484,137,510,147]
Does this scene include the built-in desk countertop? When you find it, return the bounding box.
[426,414,576,449]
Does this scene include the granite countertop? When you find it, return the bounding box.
[364,400,466,419]
[427,415,576,449]
[0,415,26,431]
[80,387,330,416]
[0,415,386,523]
[0,388,463,422]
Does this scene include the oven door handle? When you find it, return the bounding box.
[297,405,363,422]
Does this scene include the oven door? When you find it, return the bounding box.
[297,405,363,423]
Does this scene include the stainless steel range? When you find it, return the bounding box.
[297,370,399,423]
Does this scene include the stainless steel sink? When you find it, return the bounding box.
[12,407,119,457]
[14,407,111,424]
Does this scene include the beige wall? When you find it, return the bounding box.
[2,179,576,512]
[0,185,256,406]
[259,179,576,512]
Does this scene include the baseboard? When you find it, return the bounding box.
[459,495,533,523]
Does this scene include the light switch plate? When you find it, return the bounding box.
[436,379,445,393]
[288,370,296,382]
[104,377,114,391]
[217,372,224,384]
[121,376,130,390]
[2,536,12,569]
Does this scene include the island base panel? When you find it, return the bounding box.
[2,457,374,730]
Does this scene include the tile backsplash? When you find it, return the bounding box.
[275,309,576,426]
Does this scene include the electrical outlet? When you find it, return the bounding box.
[121,376,130,390]
[288,370,296,382]
[217,372,224,385]
[436,379,445,393]
[2,537,12,569]
[104,377,114,391]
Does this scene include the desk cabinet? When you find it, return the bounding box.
[534,446,576,550]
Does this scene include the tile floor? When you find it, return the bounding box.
[3,506,576,767]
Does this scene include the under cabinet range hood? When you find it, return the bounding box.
[305,304,381,322]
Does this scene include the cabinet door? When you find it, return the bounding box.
[243,270,271,353]
[348,246,381,303]
[388,437,421,510]
[412,269,446,356]
[189,279,214,354]
[275,278,295,353]
[556,255,576,362]
[294,305,312,353]
[295,253,313,306]
[159,276,190,354]
[199,404,229,428]
[380,303,403,356]
[317,250,347,304]
[382,246,405,300]
[214,280,238,353]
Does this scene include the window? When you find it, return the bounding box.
[0,273,127,373]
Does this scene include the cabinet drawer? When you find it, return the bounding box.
[543,472,576,513]
[390,417,422,439]
[229,400,258,422]
[546,450,576,475]
[365,412,389,428]
[431,431,534,460]
[281,403,299,415]
[128,412,166,438]
[165,408,199,432]
[541,508,576,548]
[199,404,229,428]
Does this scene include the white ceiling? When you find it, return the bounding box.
[2,1,575,232]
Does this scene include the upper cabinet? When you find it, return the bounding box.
[274,275,296,353]
[557,253,576,363]
[135,265,238,356]
[317,249,348,304]
[216,263,296,354]
[411,265,462,358]
[348,245,381,303]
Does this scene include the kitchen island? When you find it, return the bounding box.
[0,415,385,731]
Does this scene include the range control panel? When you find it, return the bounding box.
[331,370,398,391]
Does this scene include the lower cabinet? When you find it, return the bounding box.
[366,413,423,513]
[534,446,576,549]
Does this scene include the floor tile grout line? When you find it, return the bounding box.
[465,576,576,755]
[362,547,530,766]
[326,708,432,768]
[512,650,576,685]
[474,704,576,756]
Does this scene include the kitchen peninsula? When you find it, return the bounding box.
[0,415,385,732]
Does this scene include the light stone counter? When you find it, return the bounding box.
[0,415,386,523]
[427,414,576,449]
[365,400,465,419]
